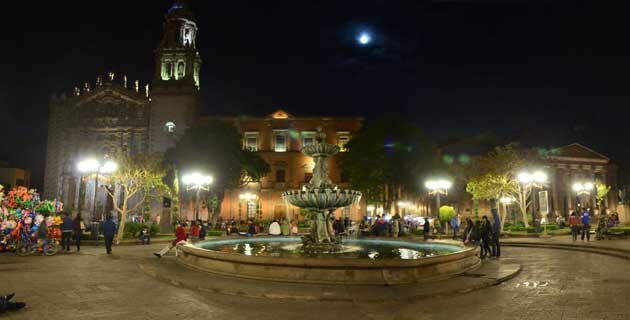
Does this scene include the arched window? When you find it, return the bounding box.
[164,122,176,134]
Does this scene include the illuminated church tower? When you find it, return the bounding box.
[149,0,202,153]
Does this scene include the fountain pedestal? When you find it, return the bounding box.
[282,128,361,249]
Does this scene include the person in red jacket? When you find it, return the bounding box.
[568,211,580,242]
[154,222,188,258]
[189,221,200,240]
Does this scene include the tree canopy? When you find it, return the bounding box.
[341,117,439,210]
[104,152,169,240]
[166,119,270,221]
[464,143,541,227]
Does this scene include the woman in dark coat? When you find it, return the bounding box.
[480,216,493,258]
[72,213,83,252]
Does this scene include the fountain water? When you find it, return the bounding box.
[281,127,362,249]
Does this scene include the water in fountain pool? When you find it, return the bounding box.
[195,237,461,260]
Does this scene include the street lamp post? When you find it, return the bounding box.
[517,170,547,230]
[182,173,213,221]
[77,157,118,240]
[425,179,452,218]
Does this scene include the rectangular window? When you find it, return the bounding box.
[337,132,351,152]
[244,132,259,151]
[246,201,257,219]
[274,130,288,152]
[302,131,315,148]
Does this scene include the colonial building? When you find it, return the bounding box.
[43,2,362,224]
[44,1,201,220]
[216,110,363,222]
[450,143,619,221]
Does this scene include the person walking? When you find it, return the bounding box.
[491,208,501,258]
[198,220,207,240]
[450,214,460,240]
[581,210,591,242]
[102,215,117,255]
[480,216,493,259]
[72,213,84,252]
[392,213,401,238]
[462,218,474,244]
[154,221,188,258]
[61,212,74,252]
[423,217,431,241]
[568,211,580,241]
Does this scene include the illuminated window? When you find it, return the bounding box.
[273,130,288,152]
[164,122,176,134]
[337,132,351,152]
[302,131,315,147]
[244,132,259,151]
[246,201,257,219]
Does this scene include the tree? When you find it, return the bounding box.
[439,205,456,233]
[341,117,439,213]
[166,119,270,226]
[104,153,170,241]
[465,143,538,228]
[595,180,611,206]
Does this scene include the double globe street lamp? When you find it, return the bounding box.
[77,157,118,239]
[182,172,213,221]
[572,181,594,210]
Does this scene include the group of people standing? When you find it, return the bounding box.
[59,212,85,253]
[568,210,593,242]
[461,209,501,259]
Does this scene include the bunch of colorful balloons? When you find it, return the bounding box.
[0,185,63,252]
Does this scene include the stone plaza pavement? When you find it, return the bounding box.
[1,238,630,320]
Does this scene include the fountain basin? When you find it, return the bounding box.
[176,237,479,285]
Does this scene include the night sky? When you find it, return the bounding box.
[3,0,630,190]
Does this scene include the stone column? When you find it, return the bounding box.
[551,168,560,216]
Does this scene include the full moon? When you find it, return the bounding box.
[358,33,371,45]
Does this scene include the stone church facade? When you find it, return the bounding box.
[44,1,200,220]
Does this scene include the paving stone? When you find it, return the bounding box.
[1,241,629,320]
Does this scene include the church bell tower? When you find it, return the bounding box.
[149,0,202,153]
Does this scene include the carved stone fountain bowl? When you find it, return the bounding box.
[302,143,340,157]
[282,189,362,210]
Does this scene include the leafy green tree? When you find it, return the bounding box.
[104,153,170,241]
[595,180,611,206]
[166,119,270,226]
[465,143,539,228]
[341,117,439,213]
[439,205,456,233]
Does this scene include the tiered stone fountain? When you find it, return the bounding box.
[176,128,479,285]
[281,128,362,249]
